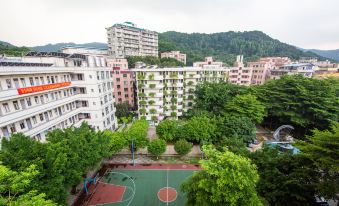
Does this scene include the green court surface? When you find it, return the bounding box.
[92,168,197,206]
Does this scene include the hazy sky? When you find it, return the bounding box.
[1,0,339,49]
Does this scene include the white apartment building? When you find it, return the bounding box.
[161,51,186,65]
[0,51,117,142]
[106,22,158,58]
[270,63,316,80]
[133,66,229,125]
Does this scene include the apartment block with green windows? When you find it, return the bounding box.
[133,66,229,125]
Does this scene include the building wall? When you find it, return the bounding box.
[193,56,223,67]
[160,51,186,65]
[106,22,158,58]
[133,67,228,125]
[0,55,117,142]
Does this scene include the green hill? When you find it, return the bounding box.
[0,41,30,57]
[159,31,328,66]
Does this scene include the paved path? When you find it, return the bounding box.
[147,126,157,140]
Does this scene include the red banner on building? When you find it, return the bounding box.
[17,82,71,95]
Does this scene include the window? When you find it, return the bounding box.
[123,74,127,78]
[124,81,128,85]
[26,98,32,106]
[20,78,26,87]
[19,121,25,129]
[40,77,45,84]
[29,77,34,86]
[125,94,129,98]
[13,101,20,110]
[3,103,10,113]
[6,79,12,89]
[124,88,128,92]
[116,78,120,82]
[118,92,121,95]
[34,96,39,104]
[39,114,44,121]
[13,78,19,88]
[47,76,50,83]
[32,116,37,124]
[51,76,55,83]
[35,77,40,85]
[117,85,121,89]
[9,124,16,133]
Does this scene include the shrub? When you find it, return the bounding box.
[171,105,177,110]
[174,139,192,156]
[139,100,147,105]
[148,100,155,105]
[171,98,177,104]
[150,108,157,114]
[151,116,158,122]
[149,84,156,89]
[139,108,146,114]
[149,92,156,97]
[156,120,178,142]
[148,139,167,159]
[171,112,177,118]
[138,93,146,97]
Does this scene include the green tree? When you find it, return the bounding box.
[224,94,265,123]
[250,146,318,206]
[156,120,178,142]
[176,116,217,143]
[174,139,192,156]
[216,115,256,143]
[181,145,262,206]
[126,120,149,150]
[255,75,339,134]
[147,139,167,159]
[193,82,249,116]
[296,122,339,200]
[0,163,57,206]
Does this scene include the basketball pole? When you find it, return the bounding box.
[132,139,135,166]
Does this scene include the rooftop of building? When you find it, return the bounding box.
[25,51,87,60]
[61,45,107,51]
[107,21,157,33]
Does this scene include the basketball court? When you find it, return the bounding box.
[84,164,201,206]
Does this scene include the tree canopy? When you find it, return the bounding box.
[181,145,262,206]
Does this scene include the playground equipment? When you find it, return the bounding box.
[84,174,98,194]
[267,125,300,154]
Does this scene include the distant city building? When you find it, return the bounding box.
[299,57,318,63]
[133,66,229,125]
[228,55,252,86]
[107,58,135,108]
[106,22,158,58]
[161,51,186,65]
[248,57,292,85]
[270,63,316,80]
[0,50,117,142]
[193,57,223,67]
[61,46,108,57]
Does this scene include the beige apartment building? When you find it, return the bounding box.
[106,22,158,58]
[161,51,186,65]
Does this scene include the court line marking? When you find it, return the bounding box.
[157,187,178,203]
[88,170,136,206]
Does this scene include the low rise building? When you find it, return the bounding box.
[270,63,316,80]
[0,51,117,142]
[193,57,223,67]
[160,51,186,65]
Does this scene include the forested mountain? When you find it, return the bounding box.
[0,41,30,57]
[159,31,328,65]
[306,49,339,61]
[31,42,107,52]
